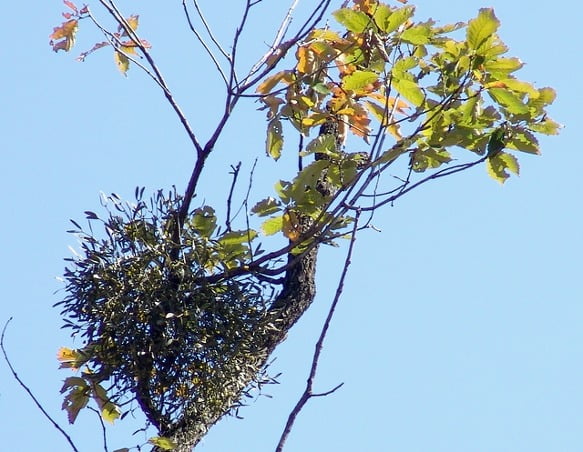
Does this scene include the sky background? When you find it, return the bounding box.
[1,1,581,451]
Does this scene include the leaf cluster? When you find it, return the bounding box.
[56,188,275,431]
[257,1,559,184]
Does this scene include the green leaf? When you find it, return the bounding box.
[498,79,538,97]
[260,215,283,236]
[488,88,529,115]
[483,57,524,75]
[507,128,540,154]
[191,206,217,238]
[341,70,378,92]
[376,143,410,165]
[101,402,121,424]
[377,5,415,34]
[528,118,561,136]
[251,197,281,217]
[61,377,90,424]
[486,151,519,183]
[401,23,432,45]
[266,118,283,160]
[303,134,338,158]
[487,127,506,157]
[467,8,500,52]
[392,78,424,107]
[218,230,257,247]
[274,180,292,204]
[528,87,557,116]
[332,8,372,33]
[148,437,177,451]
[411,148,452,172]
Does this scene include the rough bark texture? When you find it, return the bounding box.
[154,247,319,452]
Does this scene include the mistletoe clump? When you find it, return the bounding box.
[56,188,275,434]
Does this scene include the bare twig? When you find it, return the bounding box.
[275,210,361,452]
[226,162,242,232]
[97,0,204,156]
[246,0,301,80]
[88,406,109,452]
[1,318,80,452]
[181,0,230,87]
[192,0,231,60]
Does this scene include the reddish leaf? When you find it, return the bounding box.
[49,19,78,52]
[76,41,110,62]
[64,0,78,12]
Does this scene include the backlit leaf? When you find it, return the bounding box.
[332,8,372,33]
[114,50,130,76]
[148,437,177,451]
[392,78,424,106]
[341,70,378,92]
[266,119,283,160]
[483,57,524,75]
[488,88,529,115]
[251,197,282,217]
[507,128,540,154]
[191,206,217,237]
[411,147,452,172]
[467,8,499,52]
[49,19,78,52]
[61,377,90,424]
[260,215,283,236]
[282,210,301,242]
[486,151,519,183]
[401,23,432,45]
[218,230,257,247]
[528,118,562,136]
[377,6,415,34]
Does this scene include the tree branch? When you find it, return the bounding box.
[275,210,360,452]
[1,318,80,452]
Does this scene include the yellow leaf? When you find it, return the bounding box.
[148,437,177,451]
[57,347,82,370]
[101,402,121,424]
[114,50,130,75]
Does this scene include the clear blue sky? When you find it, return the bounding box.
[1,1,581,451]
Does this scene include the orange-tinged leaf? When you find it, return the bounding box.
[49,19,78,52]
[256,70,293,94]
[296,46,316,74]
[57,347,82,370]
[282,210,301,242]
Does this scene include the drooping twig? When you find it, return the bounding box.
[1,318,80,452]
[275,210,361,452]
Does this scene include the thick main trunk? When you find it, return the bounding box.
[154,245,319,452]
